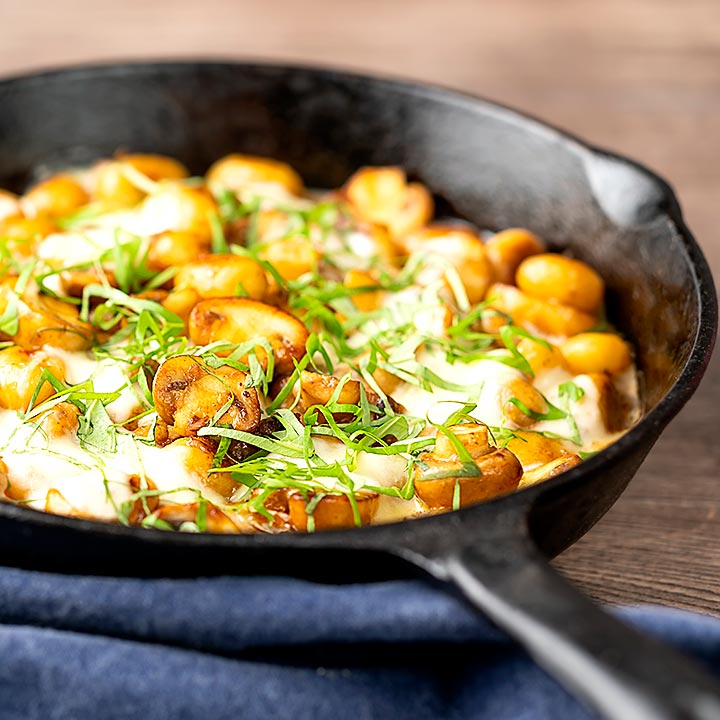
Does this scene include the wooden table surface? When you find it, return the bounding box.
[1,0,719,613]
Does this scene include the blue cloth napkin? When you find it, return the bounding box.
[1,566,719,720]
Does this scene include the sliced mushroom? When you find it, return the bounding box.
[240,488,294,534]
[152,355,261,437]
[224,416,282,463]
[188,298,309,374]
[149,416,181,447]
[296,371,390,411]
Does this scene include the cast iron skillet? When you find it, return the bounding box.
[0,61,717,719]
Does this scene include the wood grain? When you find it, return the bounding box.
[0,0,718,612]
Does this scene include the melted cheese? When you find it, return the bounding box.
[391,349,525,426]
[0,410,219,519]
[0,410,132,519]
[45,348,141,423]
[37,228,121,266]
[264,436,408,493]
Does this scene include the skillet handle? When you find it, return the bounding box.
[439,539,720,720]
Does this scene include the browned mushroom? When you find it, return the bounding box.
[188,298,309,374]
[277,370,395,417]
[152,355,261,437]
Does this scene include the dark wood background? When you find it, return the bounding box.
[1,0,718,613]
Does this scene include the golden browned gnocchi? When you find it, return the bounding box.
[93,154,190,208]
[21,174,89,218]
[0,153,639,533]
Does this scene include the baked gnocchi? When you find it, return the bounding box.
[0,155,640,532]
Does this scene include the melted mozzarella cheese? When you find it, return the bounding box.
[0,409,218,519]
[135,442,225,507]
[45,347,141,423]
[392,349,640,460]
[266,436,408,493]
[391,348,525,426]
[37,228,121,266]
[0,410,132,519]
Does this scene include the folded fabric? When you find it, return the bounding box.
[0,565,719,720]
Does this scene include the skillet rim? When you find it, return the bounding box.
[0,58,715,549]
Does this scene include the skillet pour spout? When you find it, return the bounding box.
[0,61,716,720]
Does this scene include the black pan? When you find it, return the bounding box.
[0,61,717,720]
